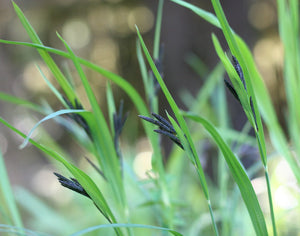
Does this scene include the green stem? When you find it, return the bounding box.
[153,0,164,60]
[208,200,220,236]
[193,162,219,236]
[256,134,277,236]
[265,168,277,236]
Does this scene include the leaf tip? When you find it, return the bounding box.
[18,140,28,150]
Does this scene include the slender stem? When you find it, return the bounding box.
[208,200,219,236]
[265,167,277,236]
[257,134,277,236]
[153,0,164,60]
[194,163,219,236]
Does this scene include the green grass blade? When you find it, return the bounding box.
[211,34,256,129]
[106,82,117,136]
[277,0,300,163]
[172,0,267,164]
[0,34,169,227]
[19,109,87,149]
[0,151,23,229]
[0,38,152,135]
[166,113,219,235]
[36,64,67,107]
[136,40,154,111]
[56,33,127,224]
[236,36,300,182]
[174,2,297,231]
[136,26,219,235]
[136,26,209,196]
[0,31,170,226]
[210,1,277,232]
[0,117,121,232]
[70,223,183,236]
[0,39,150,117]
[210,0,267,162]
[171,0,220,28]
[153,0,164,60]
[0,92,42,112]
[0,224,50,236]
[183,112,268,236]
[11,1,76,102]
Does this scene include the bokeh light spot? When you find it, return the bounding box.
[31,166,73,204]
[108,7,131,36]
[23,62,52,92]
[275,185,298,210]
[62,19,91,49]
[274,159,297,185]
[251,176,267,195]
[91,38,118,73]
[248,2,276,30]
[253,37,283,88]
[133,151,153,179]
[128,6,154,33]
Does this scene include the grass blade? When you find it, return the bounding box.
[57,32,126,206]
[0,92,42,112]
[183,112,268,236]
[153,0,164,60]
[0,116,123,235]
[136,26,219,235]
[19,109,87,149]
[171,0,220,28]
[11,1,76,103]
[0,224,50,236]
[0,151,23,229]
[70,223,183,236]
[36,64,67,107]
[106,82,117,136]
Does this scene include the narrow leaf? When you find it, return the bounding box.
[184,112,268,236]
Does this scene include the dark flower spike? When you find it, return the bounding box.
[54,172,113,223]
[232,55,247,90]
[224,79,241,104]
[54,172,90,199]
[74,99,83,109]
[113,100,128,139]
[226,57,259,131]
[151,112,176,134]
[63,97,92,139]
[112,101,128,178]
[139,113,183,149]
[152,72,161,96]
[139,114,174,134]
[138,115,160,125]
[154,129,184,149]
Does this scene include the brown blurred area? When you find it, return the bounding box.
[0,0,283,196]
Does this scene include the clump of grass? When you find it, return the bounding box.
[0,0,299,235]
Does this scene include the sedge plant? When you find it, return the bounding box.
[0,0,299,235]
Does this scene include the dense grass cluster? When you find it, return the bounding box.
[0,0,300,235]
